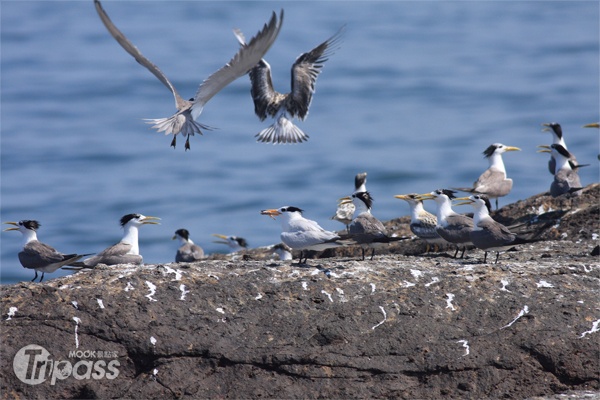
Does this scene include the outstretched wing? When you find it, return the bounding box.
[94,0,186,110]
[191,9,284,119]
[288,26,345,119]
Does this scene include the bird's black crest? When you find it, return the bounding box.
[235,237,248,248]
[436,189,457,199]
[120,213,141,227]
[175,229,190,240]
[20,220,41,231]
[473,195,492,213]
[546,122,563,138]
[551,143,571,158]
[353,191,374,209]
[482,144,500,158]
[283,206,304,214]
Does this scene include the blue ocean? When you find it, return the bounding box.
[1,1,598,284]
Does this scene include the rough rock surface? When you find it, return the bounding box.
[1,185,599,399]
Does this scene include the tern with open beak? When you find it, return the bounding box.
[4,220,92,282]
[71,214,160,267]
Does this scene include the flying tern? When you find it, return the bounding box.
[331,172,367,231]
[173,229,204,262]
[234,26,344,144]
[261,206,344,263]
[72,214,160,267]
[212,234,248,253]
[417,189,474,259]
[453,143,520,210]
[95,0,283,150]
[455,195,538,263]
[394,193,447,253]
[343,191,408,260]
[3,220,92,282]
[537,144,583,197]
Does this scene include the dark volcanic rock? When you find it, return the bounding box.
[1,186,599,399]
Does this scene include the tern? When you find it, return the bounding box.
[261,206,344,263]
[72,214,160,267]
[331,172,367,231]
[212,234,248,253]
[95,0,283,150]
[394,193,447,253]
[3,220,92,282]
[455,195,537,263]
[417,189,474,259]
[453,143,520,210]
[343,191,408,260]
[173,229,204,262]
[272,243,293,260]
[541,122,588,173]
[538,144,583,197]
[233,26,344,144]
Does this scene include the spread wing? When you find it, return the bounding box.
[94,0,186,109]
[191,9,284,117]
[288,26,344,119]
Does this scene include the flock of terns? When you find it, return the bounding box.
[4,121,594,282]
[3,2,597,282]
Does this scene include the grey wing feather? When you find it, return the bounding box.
[289,26,344,119]
[82,242,138,267]
[94,0,186,109]
[192,9,284,113]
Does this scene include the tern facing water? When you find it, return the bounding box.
[95,0,283,150]
[3,220,91,282]
[234,26,344,144]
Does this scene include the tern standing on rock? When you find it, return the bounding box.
[261,206,344,264]
[3,220,92,282]
[212,234,248,253]
[234,26,344,144]
[71,214,160,268]
[541,122,588,174]
[538,144,583,197]
[418,190,474,259]
[394,193,446,253]
[454,143,521,210]
[344,191,407,260]
[331,172,367,232]
[456,194,538,263]
[95,0,283,150]
[173,229,204,262]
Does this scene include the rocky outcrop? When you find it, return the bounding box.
[1,185,599,399]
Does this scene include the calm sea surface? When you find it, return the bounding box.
[1,1,598,284]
